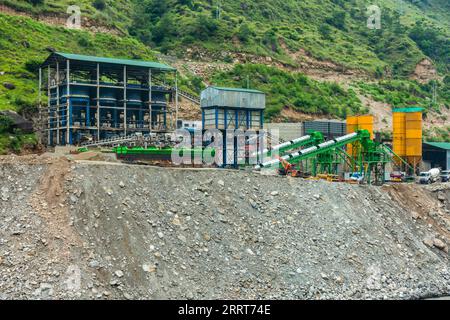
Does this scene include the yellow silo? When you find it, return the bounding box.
[405,111,423,166]
[346,115,374,157]
[357,115,374,139]
[392,107,423,168]
[346,116,358,157]
[393,112,406,160]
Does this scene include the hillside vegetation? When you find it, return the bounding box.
[0,13,158,153]
[0,0,449,151]
[212,64,367,119]
[0,13,158,112]
[3,0,449,75]
[131,0,449,76]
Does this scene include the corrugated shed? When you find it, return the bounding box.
[200,87,266,110]
[424,142,450,150]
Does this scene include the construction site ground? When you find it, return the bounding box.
[0,154,450,300]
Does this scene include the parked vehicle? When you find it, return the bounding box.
[350,172,364,184]
[390,171,405,182]
[441,170,450,183]
[418,168,441,184]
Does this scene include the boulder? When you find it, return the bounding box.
[3,82,15,90]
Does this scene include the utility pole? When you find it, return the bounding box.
[431,47,438,106]
[432,81,437,105]
[216,0,221,19]
[397,0,405,15]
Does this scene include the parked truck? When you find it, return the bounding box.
[418,168,441,184]
[441,170,450,183]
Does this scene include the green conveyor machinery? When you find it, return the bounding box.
[256,129,397,184]
[114,146,215,162]
[261,131,324,157]
[256,130,369,169]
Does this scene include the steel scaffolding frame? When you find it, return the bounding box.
[38,52,178,146]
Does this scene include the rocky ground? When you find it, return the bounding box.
[0,154,450,300]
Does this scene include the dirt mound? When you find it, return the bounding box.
[1,158,450,299]
[411,59,441,84]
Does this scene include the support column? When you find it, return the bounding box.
[123,65,127,136]
[97,63,100,140]
[260,110,264,129]
[56,61,60,145]
[148,68,152,133]
[202,109,205,130]
[38,67,42,143]
[175,71,179,130]
[47,66,51,146]
[66,59,70,145]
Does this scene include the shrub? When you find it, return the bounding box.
[93,0,107,11]
[319,24,332,40]
[24,59,41,74]
[0,116,13,133]
[237,23,253,43]
[26,0,44,6]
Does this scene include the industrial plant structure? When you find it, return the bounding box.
[39,52,178,146]
[346,115,374,159]
[302,119,346,140]
[200,86,266,167]
[423,142,450,171]
[392,107,423,171]
[37,53,443,185]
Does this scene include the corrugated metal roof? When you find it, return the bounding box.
[43,52,176,71]
[201,86,266,109]
[209,86,264,94]
[424,142,450,150]
[392,107,424,113]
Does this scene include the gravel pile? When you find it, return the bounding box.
[1,158,450,299]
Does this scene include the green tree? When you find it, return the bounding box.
[319,24,332,40]
[92,0,106,10]
[326,11,346,30]
[192,15,219,41]
[153,14,176,44]
[0,116,13,133]
[237,23,253,43]
[27,0,44,5]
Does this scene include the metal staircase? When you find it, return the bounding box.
[178,90,200,105]
[153,80,200,105]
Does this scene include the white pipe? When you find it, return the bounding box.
[256,132,358,170]
[317,140,335,149]
[261,134,311,155]
[335,132,357,143]
[300,146,318,155]
[251,134,312,160]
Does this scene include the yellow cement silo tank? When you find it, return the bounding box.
[405,111,423,166]
[392,107,423,167]
[346,115,374,157]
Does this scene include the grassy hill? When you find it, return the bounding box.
[3,0,449,74]
[0,12,159,153]
[0,0,449,152]
[0,13,159,111]
[129,0,449,75]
